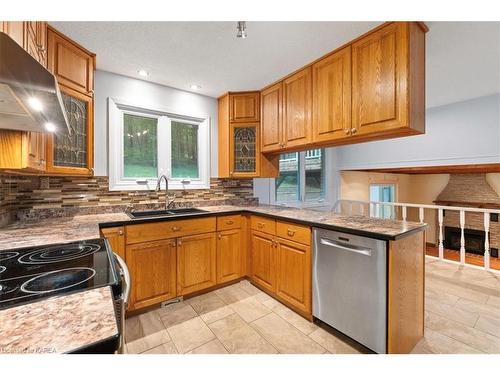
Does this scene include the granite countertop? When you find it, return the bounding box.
[0,287,118,354]
[0,204,426,354]
[0,204,427,251]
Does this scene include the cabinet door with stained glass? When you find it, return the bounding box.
[47,86,93,175]
[230,123,259,177]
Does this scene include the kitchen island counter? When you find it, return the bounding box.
[0,286,118,354]
[0,204,426,251]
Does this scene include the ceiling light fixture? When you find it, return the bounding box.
[28,97,43,112]
[137,70,149,77]
[44,122,56,132]
[236,21,247,39]
[190,84,201,90]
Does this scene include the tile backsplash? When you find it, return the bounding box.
[0,174,257,224]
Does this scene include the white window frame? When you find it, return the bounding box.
[108,97,210,191]
[270,148,330,208]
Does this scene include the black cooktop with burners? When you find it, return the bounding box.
[0,238,120,310]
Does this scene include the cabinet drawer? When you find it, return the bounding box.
[250,215,276,235]
[217,215,241,231]
[277,221,311,245]
[126,217,216,244]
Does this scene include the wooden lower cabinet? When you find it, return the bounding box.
[276,238,311,314]
[250,230,276,292]
[100,226,125,260]
[177,232,217,295]
[217,229,241,284]
[126,239,177,311]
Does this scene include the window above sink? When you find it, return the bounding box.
[108,98,211,191]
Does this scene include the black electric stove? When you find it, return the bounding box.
[0,238,121,310]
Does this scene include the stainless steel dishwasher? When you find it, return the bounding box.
[312,228,387,353]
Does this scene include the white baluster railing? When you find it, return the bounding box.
[459,210,466,265]
[484,212,491,271]
[332,199,500,272]
[438,208,444,260]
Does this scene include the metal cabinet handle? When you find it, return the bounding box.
[257,222,265,228]
[218,234,222,240]
[118,230,124,236]
[226,220,234,225]
[171,240,177,247]
[287,229,295,237]
[351,128,357,134]
[344,128,350,135]
[319,238,372,256]
[171,226,182,232]
[177,239,182,246]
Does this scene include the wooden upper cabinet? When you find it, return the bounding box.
[2,21,24,47]
[126,239,177,311]
[260,82,283,153]
[25,22,47,67]
[177,232,217,295]
[218,92,279,179]
[47,26,95,96]
[228,122,260,178]
[351,22,425,136]
[1,21,47,67]
[46,85,94,175]
[282,67,312,149]
[312,46,352,143]
[230,92,260,122]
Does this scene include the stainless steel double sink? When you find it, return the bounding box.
[126,207,206,219]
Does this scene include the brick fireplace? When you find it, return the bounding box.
[434,174,500,258]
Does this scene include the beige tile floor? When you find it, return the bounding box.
[411,256,500,354]
[125,257,500,354]
[124,280,364,354]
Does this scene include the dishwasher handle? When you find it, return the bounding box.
[319,238,372,256]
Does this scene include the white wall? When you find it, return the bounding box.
[93,70,218,177]
[254,93,500,205]
[253,22,500,204]
[334,94,500,171]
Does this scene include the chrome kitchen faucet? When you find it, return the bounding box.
[155,174,176,210]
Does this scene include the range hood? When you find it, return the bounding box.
[0,32,70,134]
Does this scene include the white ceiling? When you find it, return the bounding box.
[50,21,500,107]
[425,21,500,108]
[49,21,380,97]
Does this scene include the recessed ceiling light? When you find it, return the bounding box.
[190,84,201,90]
[44,122,56,132]
[28,97,43,112]
[137,70,149,77]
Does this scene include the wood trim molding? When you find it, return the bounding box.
[349,163,500,175]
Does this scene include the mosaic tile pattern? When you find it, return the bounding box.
[0,174,257,224]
